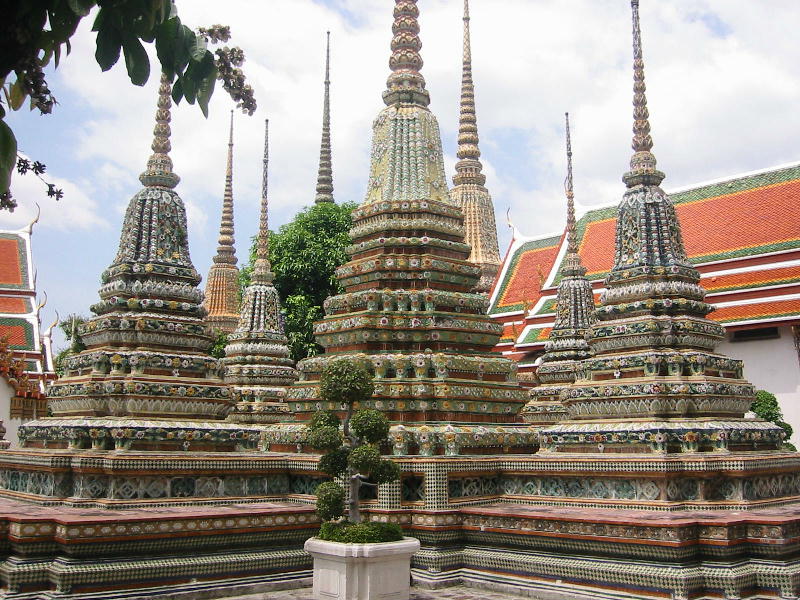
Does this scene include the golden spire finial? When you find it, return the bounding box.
[253,119,273,283]
[139,73,180,188]
[315,31,334,203]
[453,0,485,187]
[624,0,664,187]
[213,110,237,266]
[383,0,430,107]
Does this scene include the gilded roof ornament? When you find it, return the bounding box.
[315,32,334,204]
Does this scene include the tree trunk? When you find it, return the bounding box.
[348,473,360,523]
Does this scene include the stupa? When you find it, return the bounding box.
[539,0,783,455]
[314,32,334,204]
[522,113,595,426]
[448,0,501,294]
[19,75,251,451]
[203,111,241,335]
[224,120,298,423]
[281,0,532,456]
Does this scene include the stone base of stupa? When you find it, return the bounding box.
[0,450,798,598]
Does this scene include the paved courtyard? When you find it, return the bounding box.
[230,585,532,599]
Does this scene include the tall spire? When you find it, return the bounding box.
[253,119,273,283]
[564,113,576,253]
[139,73,180,189]
[315,32,334,204]
[382,0,430,107]
[213,111,238,266]
[624,0,664,187]
[453,0,485,187]
[224,118,297,424]
[203,110,241,335]
[449,0,501,294]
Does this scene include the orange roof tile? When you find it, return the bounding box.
[0,297,28,314]
[0,238,24,288]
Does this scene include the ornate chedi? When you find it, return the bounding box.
[448,0,501,294]
[314,32,334,204]
[540,0,783,454]
[522,113,595,426]
[22,75,245,451]
[224,121,298,423]
[203,110,240,334]
[281,0,531,456]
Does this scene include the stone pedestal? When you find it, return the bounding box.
[305,536,420,600]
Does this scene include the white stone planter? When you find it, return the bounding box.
[304,536,420,600]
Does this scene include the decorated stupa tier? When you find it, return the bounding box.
[224,120,298,424]
[37,74,236,443]
[522,114,593,427]
[278,0,533,455]
[448,0,501,294]
[203,111,241,335]
[541,0,783,454]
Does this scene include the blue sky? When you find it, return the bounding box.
[3,0,800,352]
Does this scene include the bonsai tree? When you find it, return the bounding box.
[308,358,402,542]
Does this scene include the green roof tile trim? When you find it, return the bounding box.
[551,164,800,285]
[489,234,561,315]
[0,317,34,350]
[0,233,30,291]
[715,306,800,325]
[519,327,550,345]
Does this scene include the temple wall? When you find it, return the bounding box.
[718,324,800,445]
[0,377,20,449]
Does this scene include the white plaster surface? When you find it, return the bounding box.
[718,325,800,445]
[0,377,20,448]
[305,537,420,600]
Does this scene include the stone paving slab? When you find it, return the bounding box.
[229,586,531,599]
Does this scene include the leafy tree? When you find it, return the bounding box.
[241,201,355,362]
[208,330,228,359]
[53,313,86,375]
[308,359,400,527]
[1,1,257,210]
[751,389,795,450]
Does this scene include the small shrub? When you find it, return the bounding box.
[315,482,345,521]
[348,444,381,474]
[309,410,340,431]
[320,359,374,406]
[318,447,350,478]
[319,520,403,544]
[350,409,390,443]
[307,426,342,452]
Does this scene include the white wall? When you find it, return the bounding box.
[718,325,800,446]
[0,377,21,449]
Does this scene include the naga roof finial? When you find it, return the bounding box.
[383,0,430,107]
[453,0,486,187]
[253,119,273,283]
[213,110,238,266]
[315,31,334,204]
[624,0,664,187]
[139,73,180,189]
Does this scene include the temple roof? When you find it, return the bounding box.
[490,161,800,349]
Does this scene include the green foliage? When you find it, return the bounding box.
[318,447,350,478]
[53,313,87,376]
[751,390,782,424]
[208,331,228,359]
[752,389,795,449]
[348,444,380,475]
[350,409,390,444]
[315,482,345,522]
[370,459,401,485]
[318,521,403,544]
[320,359,374,407]
[240,202,356,362]
[0,1,257,206]
[307,425,342,453]
[309,410,340,431]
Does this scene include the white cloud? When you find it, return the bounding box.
[3,0,798,323]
